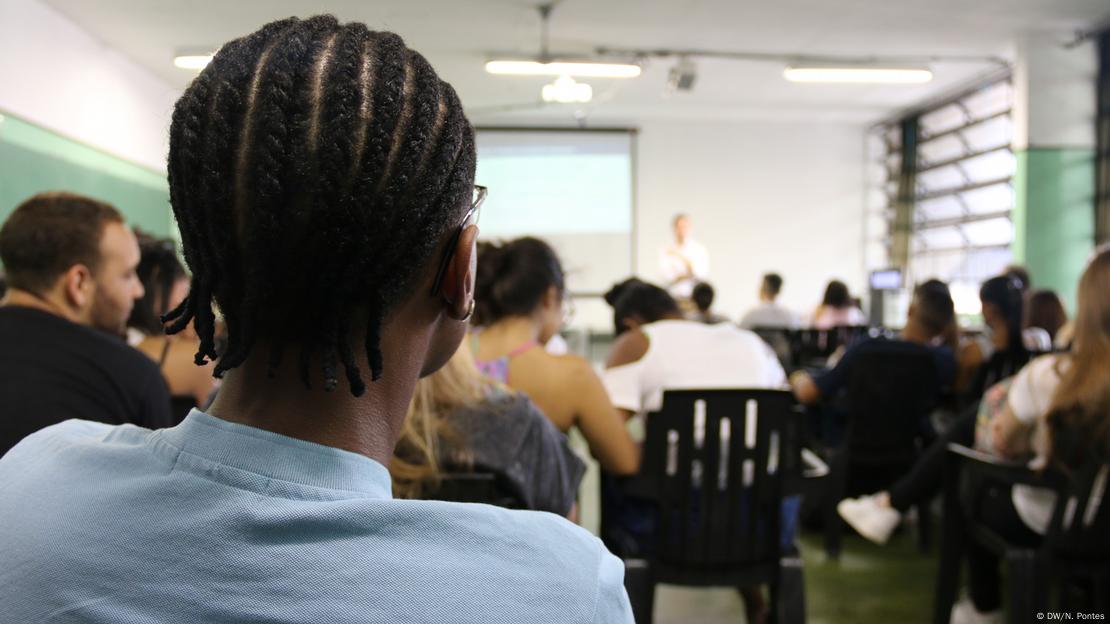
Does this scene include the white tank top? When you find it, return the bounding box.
[603,320,787,416]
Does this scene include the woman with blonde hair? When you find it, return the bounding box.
[392,344,585,518]
[951,244,1110,623]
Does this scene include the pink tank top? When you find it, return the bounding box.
[472,335,538,384]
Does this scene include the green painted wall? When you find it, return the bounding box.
[1012,147,1096,313]
[0,112,171,247]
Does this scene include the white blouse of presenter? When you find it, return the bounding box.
[659,213,710,300]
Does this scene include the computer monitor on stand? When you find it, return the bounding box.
[869,269,903,327]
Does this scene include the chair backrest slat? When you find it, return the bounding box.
[1051,461,1110,557]
[641,389,800,569]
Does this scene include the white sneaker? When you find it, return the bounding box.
[837,494,901,545]
[950,598,1002,624]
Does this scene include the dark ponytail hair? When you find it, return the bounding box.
[474,237,564,326]
[606,280,680,335]
[129,234,187,336]
[1027,289,1067,341]
[822,280,852,309]
[980,275,1027,356]
[603,277,645,307]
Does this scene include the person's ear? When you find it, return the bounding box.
[62,264,94,310]
[543,284,560,310]
[442,224,478,320]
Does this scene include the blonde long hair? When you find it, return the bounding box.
[391,344,488,498]
[1047,244,1110,471]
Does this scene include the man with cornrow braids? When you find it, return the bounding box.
[0,16,633,623]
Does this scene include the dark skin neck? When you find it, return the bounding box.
[200,224,477,466]
[206,259,472,466]
[208,313,435,466]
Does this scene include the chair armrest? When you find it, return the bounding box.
[945,443,1056,489]
[801,448,830,478]
[945,443,1025,467]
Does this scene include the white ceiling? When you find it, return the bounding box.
[43,0,1110,126]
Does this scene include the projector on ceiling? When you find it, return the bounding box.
[667,58,697,92]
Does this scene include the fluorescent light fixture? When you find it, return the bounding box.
[486,60,640,78]
[542,76,592,103]
[783,66,933,84]
[174,54,213,71]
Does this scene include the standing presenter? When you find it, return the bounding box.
[659,213,710,300]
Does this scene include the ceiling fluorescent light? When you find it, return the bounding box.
[783,66,933,84]
[486,60,640,78]
[174,54,213,71]
[542,76,593,103]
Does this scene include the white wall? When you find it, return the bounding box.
[0,0,869,322]
[1013,31,1097,151]
[634,119,867,321]
[0,0,177,171]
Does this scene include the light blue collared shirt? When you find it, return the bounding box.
[0,411,632,623]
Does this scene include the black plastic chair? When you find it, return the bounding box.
[791,326,868,371]
[933,444,1110,624]
[751,326,795,370]
[619,389,808,623]
[422,472,522,509]
[823,348,940,558]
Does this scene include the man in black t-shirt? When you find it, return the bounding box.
[790,280,957,416]
[0,192,172,457]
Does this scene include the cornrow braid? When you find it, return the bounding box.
[165,17,300,364]
[214,16,339,377]
[298,22,368,392]
[165,15,476,395]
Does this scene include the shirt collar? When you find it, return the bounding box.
[155,410,393,498]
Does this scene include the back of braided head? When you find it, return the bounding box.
[165,15,476,396]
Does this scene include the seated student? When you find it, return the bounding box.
[950,245,1110,623]
[959,275,1035,401]
[792,280,957,416]
[689,281,729,324]
[605,280,787,416]
[602,280,790,623]
[812,279,867,329]
[0,17,632,623]
[836,276,1041,546]
[1003,265,1055,351]
[391,345,586,518]
[0,192,173,457]
[128,235,218,421]
[740,272,799,329]
[1026,288,1067,345]
[472,237,639,475]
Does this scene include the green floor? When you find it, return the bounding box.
[652,527,940,623]
[799,528,938,624]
